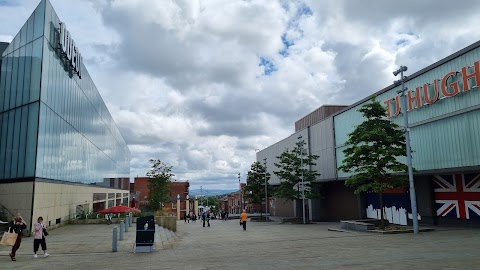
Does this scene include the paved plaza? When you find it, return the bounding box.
[1,219,479,269]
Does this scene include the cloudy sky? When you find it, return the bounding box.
[1,0,480,190]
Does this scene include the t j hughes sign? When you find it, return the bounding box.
[384,61,480,118]
[58,22,82,79]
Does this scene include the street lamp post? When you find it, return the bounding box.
[298,135,305,225]
[394,66,419,234]
[238,173,242,212]
[263,158,268,222]
[206,190,209,207]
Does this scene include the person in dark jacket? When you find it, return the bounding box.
[9,214,27,261]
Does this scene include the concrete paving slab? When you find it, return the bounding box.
[1,219,479,269]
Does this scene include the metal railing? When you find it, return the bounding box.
[0,204,15,232]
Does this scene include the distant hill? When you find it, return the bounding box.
[188,189,237,197]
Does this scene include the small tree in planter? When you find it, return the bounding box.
[273,140,320,220]
[147,159,174,213]
[338,98,410,229]
[245,161,271,219]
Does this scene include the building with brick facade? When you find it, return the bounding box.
[221,183,268,215]
[133,177,197,219]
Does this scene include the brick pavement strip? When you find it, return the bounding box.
[1,220,480,269]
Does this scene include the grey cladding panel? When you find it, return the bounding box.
[259,117,337,185]
[257,130,309,185]
[309,118,336,180]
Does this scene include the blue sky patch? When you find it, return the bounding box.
[297,2,313,17]
[0,0,18,6]
[279,33,294,57]
[278,2,312,57]
[259,57,277,75]
[396,39,408,46]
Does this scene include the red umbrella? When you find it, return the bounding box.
[98,205,141,214]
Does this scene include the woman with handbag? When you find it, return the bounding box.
[9,214,27,261]
[33,216,49,258]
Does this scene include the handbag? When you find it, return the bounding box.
[43,228,49,236]
[1,228,18,246]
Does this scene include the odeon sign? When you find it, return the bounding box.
[384,61,480,118]
[58,22,82,79]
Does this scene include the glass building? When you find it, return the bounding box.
[0,0,130,230]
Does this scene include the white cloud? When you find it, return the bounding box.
[1,0,480,189]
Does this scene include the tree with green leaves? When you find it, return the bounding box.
[207,196,221,214]
[273,140,320,202]
[338,98,410,229]
[146,159,174,212]
[245,161,271,217]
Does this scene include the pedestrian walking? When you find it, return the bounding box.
[33,216,49,258]
[240,210,248,231]
[201,212,206,227]
[9,214,27,261]
[105,213,112,225]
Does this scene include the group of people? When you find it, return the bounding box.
[201,211,211,227]
[183,213,198,223]
[220,211,229,220]
[194,209,248,230]
[2,214,49,262]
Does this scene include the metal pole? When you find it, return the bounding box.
[298,135,305,225]
[112,226,118,252]
[200,186,203,207]
[119,220,124,240]
[125,217,129,232]
[238,173,242,211]
[398,67,419,234]
[263,158,267,221]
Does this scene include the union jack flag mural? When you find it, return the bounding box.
[434,174,480,219]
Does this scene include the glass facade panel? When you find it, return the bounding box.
[0,0,130,184]
[10,50,19,109]
[0,113,7,178]
[0,52,6,112]
[24,102,39,177]
[93,193,107,201]
[33,0,45,40]
[26,13,35,44]
[17,106,28,177]
[3,56,11,110]
[11,108,21,178]
[22,42,33,104]
[29,38,42,103]
[15,46,25,107]
[4,111,14,178]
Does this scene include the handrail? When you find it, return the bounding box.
[0,203,15,222]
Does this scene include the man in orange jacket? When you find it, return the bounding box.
[240,210,248,231]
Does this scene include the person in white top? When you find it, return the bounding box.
[33,216,49,258]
